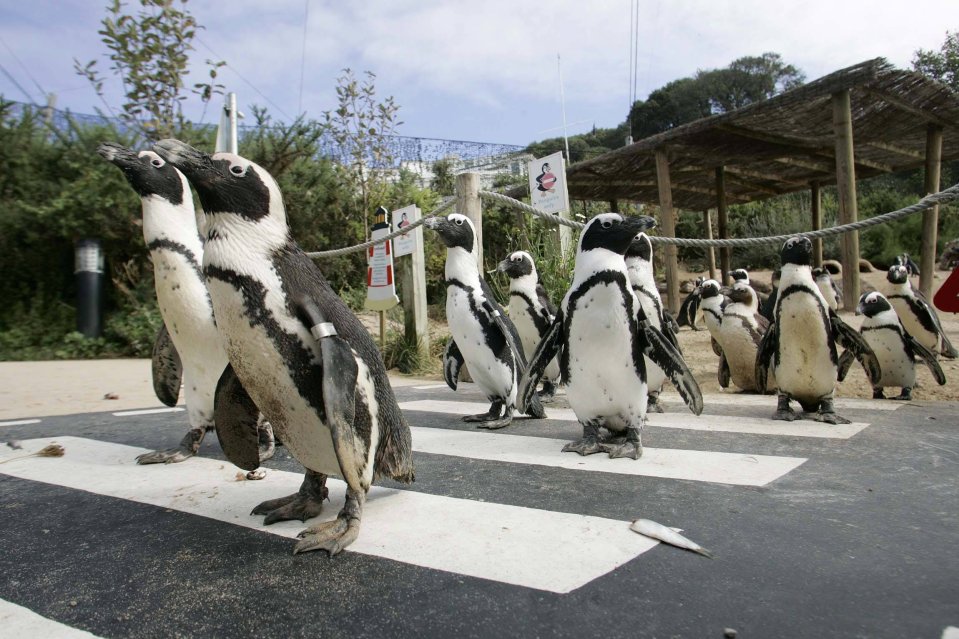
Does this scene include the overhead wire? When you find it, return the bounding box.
[0,34,45,102]
[298,0,310,115]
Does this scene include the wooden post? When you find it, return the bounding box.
[832,89,860,310]
[455,173,483,270]
[811,181,823,268]
[399,209,430,358]
[702,209,717,281]
[920,125,943,299]
[654,149,680,315]
[716,167,731,284]
[609,200,620,213]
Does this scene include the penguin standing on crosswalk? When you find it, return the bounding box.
[718,280,774,392]
[521,213,702,460]
[153,139,414,556]
[756,236,880,424]
[695,279,731,386]
[884,265,958,359]
[425,214,545,428]
[838,292,945,400]
[99,142,275,465]
[497,250,560,402]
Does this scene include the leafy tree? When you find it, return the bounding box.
[430,157,456,196]
[913,30,959,92]
[74,0,224,139]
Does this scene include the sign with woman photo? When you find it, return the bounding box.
[528,151,570,215]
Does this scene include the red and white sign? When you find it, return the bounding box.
[365,206,400,311]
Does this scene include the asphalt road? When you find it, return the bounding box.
[1,382,957,639]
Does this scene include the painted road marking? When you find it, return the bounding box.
[409,426,804,486]
[112,408,184,417]
[401,399,870,440]
[0,437,659,594]
[0,598,104,638]
[0,419,41,427]
[413,383,457,390]
[943,627,959,639]
[660,392,903,411]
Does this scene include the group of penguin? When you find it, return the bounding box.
[100,138,954,556]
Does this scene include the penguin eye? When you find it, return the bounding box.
[601,219,613,229]
[512,255,521,262]
[454,218,464,226]
[230,165,245,176]
[151,158,163,168]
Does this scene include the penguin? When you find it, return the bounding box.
[812,267,842,312]
[497,250,560,402]
[153,139,414,556]
[728,268,750,285]
[727,269,762,315]
[755,236,880,424]
[837,292,945,400]
[625,232,682,412]
[424,214,545,428]
[885,265,958,359]
[718,281,774,393]
[98,142,275,465]
[893,253,920,276]
[676,277,706,330]
[696,278,733,388]
[760,269,781,323]
[520,213,702,460]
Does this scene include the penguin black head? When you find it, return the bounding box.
[811,267,828,280]
[887,264,909,285]
[699,279,722,299]
[423,214,476,252]
[579,213,657,256]
[857,291,893,317]
[625,232,653,261]
[728,268,749,283]
[98,142,186,205]
[780,236,812,267]
[153,139,280,225]
[727,281,756,306]
[497,251,535,278]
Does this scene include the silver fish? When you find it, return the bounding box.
[630,518,713,558]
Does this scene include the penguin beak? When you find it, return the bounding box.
[422,216,441,230]
[496,259,510,273]
[153,139,221,187]
[624,215,657,234]
[97,142,138,167]
[855,304,864,316]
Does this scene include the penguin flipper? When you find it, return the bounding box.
[710,336,723,357]
[640,321,703,416]
[151,323,182,407]
[836,349,856,382]
[481,298,528,368]
[662,310,681,337]
[443,339,464,391]
[906,334,947,385]
[830,312,881,385]
[661,311,681,350]
[755,322,778,395]
[214,364,262,472]
[520,314,563,413]
[718,353,731,388]
[677,288,700,327]
[919,298,958,358]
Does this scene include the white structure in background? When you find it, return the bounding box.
[398,152,532,190]
[214,93,242,154]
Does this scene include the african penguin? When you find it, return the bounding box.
[841,292,945,400]
[153,139,414,556]
[697,279,731,387]
[520,213,702,460]
[812,267,841,312]
[497,250,560,402]
[424,214,545,428]
[885,265,958,359]
[99,142,275,465]
[755,236,880,424]
[676,276,706,330]
[727,269,761,315]
[626,232,683,412]
[760,270,781,323]
[718,281,775,393]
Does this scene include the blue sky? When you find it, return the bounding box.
[1,0,955,146]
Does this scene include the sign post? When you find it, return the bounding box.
[392,205,429,356]
[365,207,400,348]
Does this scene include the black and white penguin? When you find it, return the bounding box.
[838,292,945,400]
[695,279,732,387]
[718,281,774,393]
[98,142,275,465]
[727,269,762,315]
[756,236,880,423]
[520,213,702,460]
[812,267,842,312]
[425,214,545,428]
[153,139,414,556]
[676,276,706,330]
[625,232,682,412]
[893,253,920,276]
[760,269,781,323]
[497,250,560,402]
[885,265,958,359]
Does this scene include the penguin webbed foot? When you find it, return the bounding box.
[814,398,851,424]
[599,427,643,460]
[253,471,328,525]
[772,395,801,422]
[647,392,665,414]
[463,400,512,429]
[894,388,912,401]
[293,490,364,556]
[537,381,557,404]
[562,420,605,456]
[135,428,204,465]
[257,420,276,462]
[872,388,885,400]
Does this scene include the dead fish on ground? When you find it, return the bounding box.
[0,443,65,465]
[630,518,713,558]
[6,440,23,450]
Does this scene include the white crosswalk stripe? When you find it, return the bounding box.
[0,598,104,638]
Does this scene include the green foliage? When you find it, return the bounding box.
[430,157,456,196]
[525,123,629,163]
[74,0,224,139]
[913,30,959,92]
[381,330,431,375]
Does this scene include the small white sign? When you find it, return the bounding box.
[365,207,400,311]
[528,151,569,215]
[391,205,420,258]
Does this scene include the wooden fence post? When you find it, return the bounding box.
[832,89,860,310]
[811,181,823,268]
[702,209,717,281]
[716,167,731,284]
[456,173,483,270]
[654,149,680,315]
[920,125,943,299]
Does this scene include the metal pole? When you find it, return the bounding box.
[75,239,104,338]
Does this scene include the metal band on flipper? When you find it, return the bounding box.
[310,322,338,340]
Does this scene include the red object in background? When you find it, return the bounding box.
[933,267,959,313]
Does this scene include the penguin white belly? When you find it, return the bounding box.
[507,299,559,382]
[864,327,915,388]
[889,298,938,352]
[447,287,516,404]
[719,316,760,390]
[208,280,343,478]
[775,294,835,403]
[564,285,646,429]
[817,281,838,311]
[635,292,666,391]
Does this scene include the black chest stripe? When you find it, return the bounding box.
[775,283,837,366]
[510,291,551,336]
[887,294,938,333]
[148,238,204,282]
[633,284,663,319]
[447,278,513,374]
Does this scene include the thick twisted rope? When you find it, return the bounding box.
[307,197,455,258]
[479,183,959,248]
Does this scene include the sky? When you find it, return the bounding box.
[1,0,956,147]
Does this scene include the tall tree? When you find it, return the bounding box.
[913,30,959,92]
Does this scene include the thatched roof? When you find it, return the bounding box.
[563,58,959,210]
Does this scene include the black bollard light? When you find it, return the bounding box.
[75,238,104,338]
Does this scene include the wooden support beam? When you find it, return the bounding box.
[703,209,717,281]
[863,141,924,160]
[773,156,834,174]
[721,172,785,196]
[920,125,943,298]
[654,150,681,315]
[456,172,483,270]
[832,89,860,310]
[716,166,732,285]
[811,181,823,267]
[865,88,959,131]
